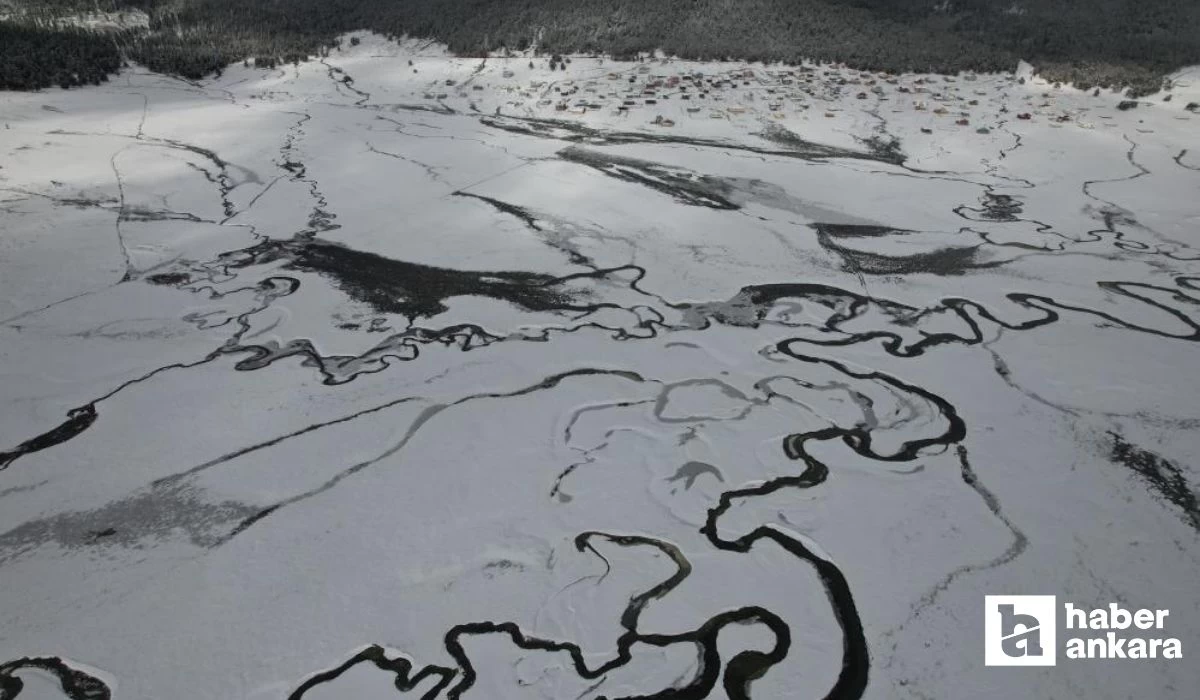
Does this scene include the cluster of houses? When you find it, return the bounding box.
[407,56,1145,133]
[530,64,850,124]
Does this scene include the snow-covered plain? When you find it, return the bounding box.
[1,32,1198,699]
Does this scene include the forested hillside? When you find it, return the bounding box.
[2,0,1198,92]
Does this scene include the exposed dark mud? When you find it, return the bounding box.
[0,479,262,563]
[813,224,998,276]
[757,120,903,163]
[955,192,1025,222]
[481,114,902,164]
[559,146,740,209]
[145,272,191,286]
[218,237,592,319]
[826,240,992,276]
[451,191,543,231]
[1108,432,1200,531]
[813,224,908,239]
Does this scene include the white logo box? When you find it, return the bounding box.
[985,595,1058,666]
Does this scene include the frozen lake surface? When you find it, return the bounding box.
[1,34,1198,700]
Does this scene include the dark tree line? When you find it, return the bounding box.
[2,0,1198,93]
[0,22,122,90]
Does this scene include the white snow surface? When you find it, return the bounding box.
[1,32,1199,700]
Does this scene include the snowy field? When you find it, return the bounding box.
[1,32,1198,699]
